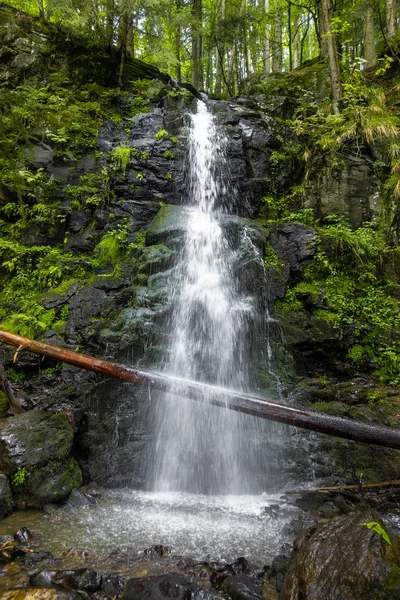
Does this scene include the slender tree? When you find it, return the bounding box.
[319,0,342,112]
[364,0,377,68]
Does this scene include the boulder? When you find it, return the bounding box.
[0,474,13,519]
[0,411,82,507]
[222,574,264,600]
[122,573,198,600]
[282,510,400,600]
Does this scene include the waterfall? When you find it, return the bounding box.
[149,100,275,495]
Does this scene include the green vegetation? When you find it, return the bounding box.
[155,129,168,141]
[110,146,133,174]
[363,521,392,545]
[12,467,27,487]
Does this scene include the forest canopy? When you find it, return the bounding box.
[3,0,398,99]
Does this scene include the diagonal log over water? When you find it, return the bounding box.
[1,329,400,449]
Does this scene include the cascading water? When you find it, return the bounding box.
[148,99,278,495]
[0,100,300,571]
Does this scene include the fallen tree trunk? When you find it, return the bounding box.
[1,329,400,449]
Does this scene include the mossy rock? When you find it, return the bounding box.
[0,391,9,418]
[12,458,82,508]
[0,411,74,474]
[282,509,400,600]
[146,204,190,244]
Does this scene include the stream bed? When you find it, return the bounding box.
[0,489,300,590]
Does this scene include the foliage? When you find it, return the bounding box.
[276,216,400,383]
[155,129,168,141]
[94,221,131,268]
[12,467,27,487]
[110,146,133,174]
[362,521,392,545]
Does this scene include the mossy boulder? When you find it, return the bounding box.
[282,509,400,600]
[146,204,190,245]
[0,411,82,507]
[0,390,9,418]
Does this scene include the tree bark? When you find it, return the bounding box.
[319,0,342,113]
[0,361,24,414]
[2,330,400,449]
[263,0,271,73]
[386,0,396,40]
[175,0,182,81]
[118,7,133,88]
[364,2,377,69]
[271,0,283,72]
[191,0,203,89]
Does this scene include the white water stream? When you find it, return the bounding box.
[149,100,277,495]
[0,101,295,571]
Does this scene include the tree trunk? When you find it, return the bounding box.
[191,0,203,90]
[364,2,377,68]
[271,0,283,72]
[317,0,328,58]
[319,0,342,113]
[2,330,400,450]
[387,0,396,40]
[288,0,293,70]
[118,7,132,88]
[38,0,45,20]
[106,0,115,48]
[175,0,182,81]
[215,0,225,95]
[263,0,271,73]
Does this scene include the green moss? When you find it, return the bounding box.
[0,391,9,418]
[155,129,168,141]
[110,146,133,174]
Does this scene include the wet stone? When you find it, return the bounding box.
[0,473,13,519]
[103,573,127,599]
[14,526,33,544]
[31,569,102,593]
[143,544,171,556]
[221,574,264,600]
[66,488,96,509]
[122,572,198,600]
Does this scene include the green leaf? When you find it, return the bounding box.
[363,522,392,545]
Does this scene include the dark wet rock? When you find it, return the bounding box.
[144,544,171,556]
[24,142,55,168]
[0,411,74,473]
[31,569,102,593]
[14,526,33,543]
[102,573,127,599]
[0,473,13,518]
[190,590,221,599]
[52,569,102,592]
[221,574,263,600]
[43,503,59,515]
[0,411,82,507]
[20,550,52,565]
[66,488,96,509]
[30,570,58,586]
[122,573,198,600]
[282,509,400,600]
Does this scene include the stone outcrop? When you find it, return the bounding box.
[0,411,82,507]
[282,509,400,600]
